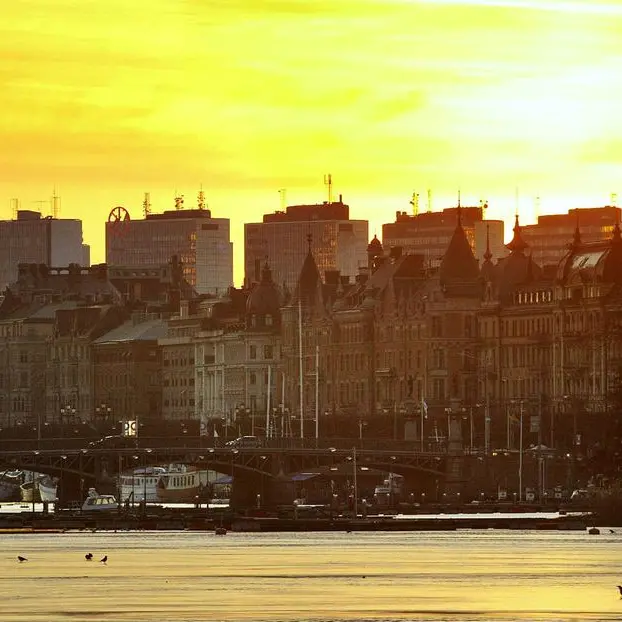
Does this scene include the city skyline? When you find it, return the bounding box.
[3,0,622,284]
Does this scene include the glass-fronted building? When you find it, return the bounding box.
[244,199,368,292]
[106,207,233,296]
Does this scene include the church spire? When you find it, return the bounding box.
[506,214,528,254]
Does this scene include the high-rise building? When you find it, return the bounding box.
[520,206,621,268]
[382,205,505,268]
[105,195,233,296]
[0,209,88,291]
[244,197,368,292]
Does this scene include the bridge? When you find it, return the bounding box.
[0,437,452,508]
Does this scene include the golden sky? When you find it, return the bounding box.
[2,0,622,283]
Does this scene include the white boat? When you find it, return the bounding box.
[37,476,58,502]
[82,488,118,512]
[156,464,202,503]
[119,466,166,504]
[20,474,57,503]
[20,480,39,503]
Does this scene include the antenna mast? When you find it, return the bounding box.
[534,195,541,221]
[278,188,287,211]
[197,186,206,210]
[143,192,151,218]
[410,191,419,216]
[10,198,19,219]
[427,189,432,214]
[611,192,618,207]
[324,173,333,204]
[51,188,60,218]
[174,194,184,211]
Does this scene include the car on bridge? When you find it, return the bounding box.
[88,435,136,449]
[226,436,262,449]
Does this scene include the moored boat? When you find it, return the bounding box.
[37,476,58,502]
[82,488,119,512]
[119,466,166,504]
[157,464,202,503]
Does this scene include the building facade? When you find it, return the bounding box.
[520,205,621,269]
[382,205,505,269]
[106,196,233,296]
[244,198,368,293]
[194,265,282,436]
[0,210,88,292]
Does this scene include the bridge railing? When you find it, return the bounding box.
[0,435,448,455]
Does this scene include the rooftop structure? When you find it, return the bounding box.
[105,193,233,296]
[382,204,505,269]
[520,205,621,268]
[0,209,88,293]
[244,197,368,292]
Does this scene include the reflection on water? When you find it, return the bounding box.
[0,530,621,621]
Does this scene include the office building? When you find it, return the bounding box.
[106,194,233,296]
[244,197,368,292]
[382,205,505,268]
[520,206,621,268]
[0,210,88,292]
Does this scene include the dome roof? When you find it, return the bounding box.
[367,235,383,253]
[246,263,280,317]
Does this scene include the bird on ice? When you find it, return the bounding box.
[17,556,28,563]
[100,555,108,564]
[85,553,93,561]
[617,585,622,597]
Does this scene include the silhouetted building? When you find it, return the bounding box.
[244,198,368,292]
[92,315,167,427]
[106,196,233,296]
[0,263,122,428]
[0,210,89,292]
[382,205,505,269]
[520,205,621,268]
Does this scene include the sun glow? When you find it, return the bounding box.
[1,0,621,282]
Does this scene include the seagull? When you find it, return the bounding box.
[100,555,108,564]
[85,553,93,561]
[617,585,622,597]
[610,529,616,534]
[17,556,28,563]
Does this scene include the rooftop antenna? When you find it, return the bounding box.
[457,188,461,208]
[174,194,184,210]
[278,188,287,211]
[427,189,432,214]
[143,192,151,217]
[51,187,60,218]
[197,186,206,210]
[534,195,541,221]
[514,187,520,217]
[10,198,19,219]
[324,173,333,204]
[611,192,618,207]
[410,191,419,216]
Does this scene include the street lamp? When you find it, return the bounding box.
[518,400,524,502]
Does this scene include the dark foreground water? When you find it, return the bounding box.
[1,529,621,621]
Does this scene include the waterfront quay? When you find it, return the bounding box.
[0,500,595,534]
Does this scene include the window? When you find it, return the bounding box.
[250,373,257,385]
[264,345,273,359]
[249,345,257,360]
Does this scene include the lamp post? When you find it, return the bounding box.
[518,400,524,502]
